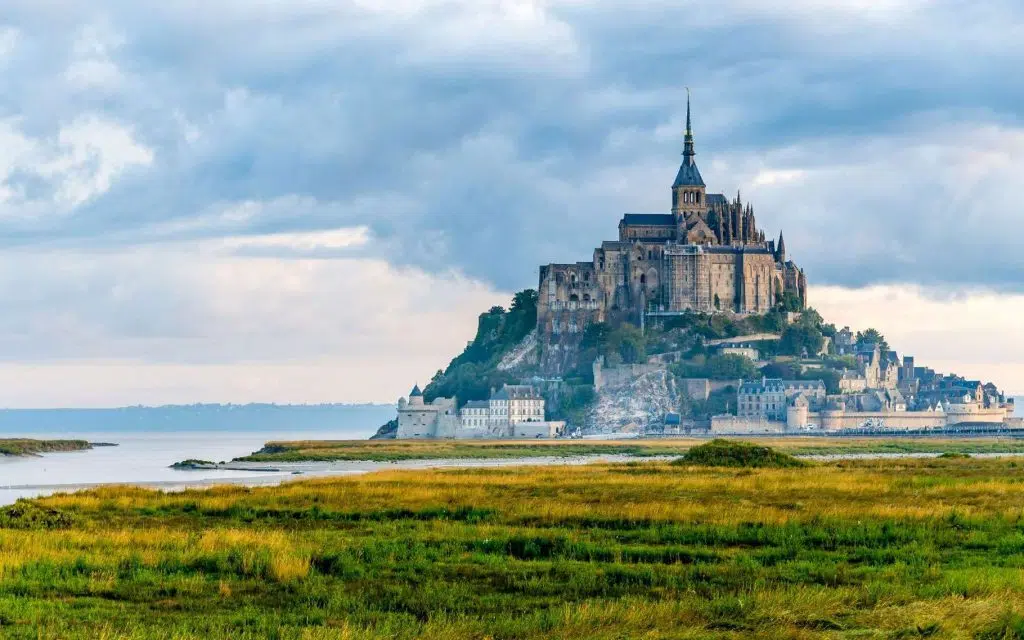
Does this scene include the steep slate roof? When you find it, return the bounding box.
[707,193,727,206]
[672,160,705,187]
[621,213,675,226]
[739,378,825,394]
[491,384,542,400]
[463,400,489,409]
[410,384,423,397]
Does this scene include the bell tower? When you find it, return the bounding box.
[671,90,707,217]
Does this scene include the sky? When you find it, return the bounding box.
[0,0,1023,407]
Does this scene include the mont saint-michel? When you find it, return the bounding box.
[538,96,805,340]
[536,96,805,370]
[388,100,1015,441]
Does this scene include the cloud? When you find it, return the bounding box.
[0,0,1022,404]
[0,114,153,219]
[0,242,507,406]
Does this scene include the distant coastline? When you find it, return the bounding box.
[0,403,394,436]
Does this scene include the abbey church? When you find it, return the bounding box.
[537,98,807,342]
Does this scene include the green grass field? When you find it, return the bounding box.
[6,450,1024,637]
[233,436,1024,462]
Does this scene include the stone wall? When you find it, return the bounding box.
[808,410,945,431]
[710,415,786,434]
[593,358,667,392]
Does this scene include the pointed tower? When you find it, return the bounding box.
[671,89,707,217]
[776,231,786,263]
[408,384,424,406]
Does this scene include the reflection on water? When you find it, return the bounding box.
[0,429,360,505]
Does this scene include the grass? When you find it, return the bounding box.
[5,456,1024,636]
[672,438,806,468]
[0,439,92,456]
[231,436,1024,463]
[235,439,697,462]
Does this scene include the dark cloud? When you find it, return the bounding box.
[1,0,1023,294]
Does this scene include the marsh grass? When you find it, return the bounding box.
[6,457,1024,637]
[231,436,1024,463]
[0,439,91,456]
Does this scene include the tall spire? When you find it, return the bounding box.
[683,88,695,164]
[671,87,705,195]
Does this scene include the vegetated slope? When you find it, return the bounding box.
[0,439,92,456]
[8,457,1024,637]
[672,439,806,468]
[370,290,538,439]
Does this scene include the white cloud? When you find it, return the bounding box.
[0,244,507,407]
[217,227,371,252]
[64,21,126,91]
[751,169,806,187]
[0,115,153,217]
[0,27,18,62]
[42,115,153,209]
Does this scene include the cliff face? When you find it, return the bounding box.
[587,366,682,433]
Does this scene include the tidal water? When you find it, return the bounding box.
[0,429,360,505]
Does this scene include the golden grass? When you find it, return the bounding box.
[9,456,1024,637]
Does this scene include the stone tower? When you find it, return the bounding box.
[671,91,707,217]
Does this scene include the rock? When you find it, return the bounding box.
[370,418,398,440]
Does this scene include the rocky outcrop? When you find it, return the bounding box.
[370,418,398,440]
[586,364,682,434]
[497,330,538,372]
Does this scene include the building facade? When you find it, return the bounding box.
[396,384,565,440]
[537,98,807,351]
[396,385,460,439]
[738,378,827,421]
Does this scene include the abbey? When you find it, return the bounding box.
[537,98,807,342]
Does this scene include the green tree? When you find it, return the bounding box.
[704,354,761,380]
[855,328,889,353]
[511,289,538,313]
[780,324,825,357]
[581,322,611,351]
[615,325,647,364]
[776,291,803,312]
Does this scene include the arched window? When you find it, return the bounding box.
[695,192,701,204]
[569,294,580,302]
[583,294,591,302]
[640,274,647,285]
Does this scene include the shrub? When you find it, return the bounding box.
[672,439,806,469]
[170,459,217,469]
[0,501,76,529]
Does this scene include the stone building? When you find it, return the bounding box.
[538,97,807,353]
[396,385,460,439]
[395,384,564,440]
[737,378,826,421]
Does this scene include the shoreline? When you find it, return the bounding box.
[8,451,1024,502]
